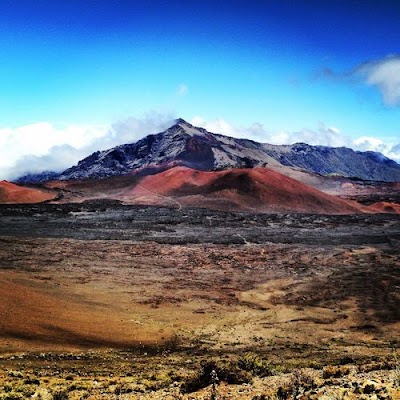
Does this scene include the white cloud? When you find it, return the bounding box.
[319,55,400,107]
[0,122,109,170]
[353,136,385,151]
[3,145,87,181]
[191,117,239,137]
[353,136,400,161]
[356,55,400,106]
[176,83,189,97]
[0,114,174,180]
[285,123,348,148]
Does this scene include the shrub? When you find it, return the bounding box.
[23,377,40,385]
[182,360,252,393]
[3,384,13,393]
[238,353,274,377]
[322,365,350,379]
[276,369,316,399]
[52,390,69,400]
[2,394,24,400]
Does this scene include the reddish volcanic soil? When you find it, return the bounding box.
[40,166,400,214]
[123,167,363,214]
[367,201,400,214]
[0,181,56,204]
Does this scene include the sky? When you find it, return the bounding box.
[1,0,400,179]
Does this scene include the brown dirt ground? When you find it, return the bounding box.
[0,238,398,352]
[0,236,399,398]
[0,181,56,204]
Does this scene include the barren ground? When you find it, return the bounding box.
[0,203,399,399]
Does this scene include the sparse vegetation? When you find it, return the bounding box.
[52,390,69,400]
[276,369,316,399]
[322,365,351,379]
[394,346,400,387]
[238,352,274,377]
[182,359,252,393]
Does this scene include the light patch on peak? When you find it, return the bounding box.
[174,120,207,137]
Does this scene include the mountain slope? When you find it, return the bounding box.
[16,119,399,183]
[268,142,400,181]
[0,181,57,204]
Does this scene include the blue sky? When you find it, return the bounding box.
[1,0,400,179]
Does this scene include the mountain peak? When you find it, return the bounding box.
[169,118,209,137]
[174,118,191,126]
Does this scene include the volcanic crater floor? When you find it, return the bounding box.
[0,203,399,399]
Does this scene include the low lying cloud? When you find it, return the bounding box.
[353,136,400,162]
[0,122,107,169]
[0,114,174,181]
[270,123,348,148]
[4,144,86,181]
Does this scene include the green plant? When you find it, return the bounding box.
[1,394,23,400]
[322,365,350,379]
[238,353,273,377]
[52,390,69,400]
[276,369,316,399]
[3,384,13,393]
[394,347,400,387]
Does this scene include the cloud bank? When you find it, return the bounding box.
[0,114,174,181]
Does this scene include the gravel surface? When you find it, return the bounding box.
[0,202,399,246]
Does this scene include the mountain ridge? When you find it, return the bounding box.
[15,118,400,183]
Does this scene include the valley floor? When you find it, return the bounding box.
[0,203,399,399]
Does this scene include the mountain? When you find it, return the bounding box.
[0,181,57,204]
[16,118,400,183]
